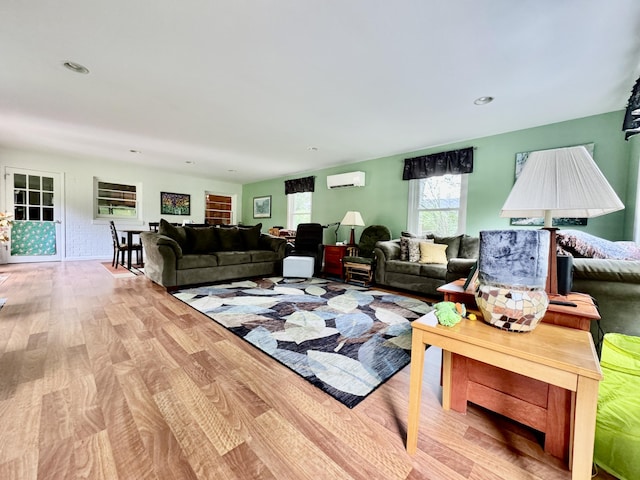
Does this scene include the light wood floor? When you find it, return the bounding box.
[0,261,616,480]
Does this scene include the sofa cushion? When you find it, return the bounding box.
[343,256,373,265]
[239,223,262,250]
[386,259,422,275]
[215,251,252,266]
[217,227,244,251]
[177,254,219,269]
[184,226,220,254]
[459,235,479,259]
[249,250,279,263]
[159,219,188,251]
[419,263,447,279]
[431,234,462,260]
[419,242,448,264]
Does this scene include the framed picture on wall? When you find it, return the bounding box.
[253,195,272,218]
[509,143,594,226]
[161,192,191,215]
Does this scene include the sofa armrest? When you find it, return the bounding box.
[446,258,477,283]
[373,240,401,285]
[259,234,287,259]
[141,231,183,258]
[139,231,182,288]
[374,239,401,261]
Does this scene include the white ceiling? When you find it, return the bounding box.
[1,1,640,183]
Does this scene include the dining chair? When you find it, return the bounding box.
[109,221,142,269]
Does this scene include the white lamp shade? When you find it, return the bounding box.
[340,211,365,226]
[500,146,624,226]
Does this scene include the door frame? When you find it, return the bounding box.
[3,166,65,263]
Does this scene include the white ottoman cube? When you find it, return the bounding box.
[283,256,315,278]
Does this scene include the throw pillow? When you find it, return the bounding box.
[459,235,479,259]
[433,234,463,260]
[400,236,410,261]
[238,223,262,250]
[408,237,429,262]
[217,227,243,251]
[158,219,188,251]
[184,226,219,254]
[419,242,448,264]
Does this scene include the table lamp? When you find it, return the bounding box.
[500,145,624,295]
[340,211,365,246]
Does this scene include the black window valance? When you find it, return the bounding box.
[402,147,474,180]
[284,175,315,195]
[622,76,640,140]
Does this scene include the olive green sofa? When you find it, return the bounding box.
[140,220,287,290]
[373,233,479,297]
[554,230,640,342]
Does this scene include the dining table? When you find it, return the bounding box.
[120,228,144,270]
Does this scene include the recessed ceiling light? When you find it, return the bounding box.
[307,146,319,152]
[129,149,141,154]
[473,96,494,106]
[185,160,195,165]
[227,169,236,172]
[62,61,89,74]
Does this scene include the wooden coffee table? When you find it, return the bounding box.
[406,312,602,480]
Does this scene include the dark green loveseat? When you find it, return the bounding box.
[556,230,640,341]
[373,233,479,297]
[140,220,287,290]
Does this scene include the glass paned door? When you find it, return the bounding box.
[4,167,62,262]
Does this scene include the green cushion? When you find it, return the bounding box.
[459,235,479,259]
[358,225,391,258]
[343,256,373,265]
[239,223,262,250]
[433,234,462,260]
[185,226,220,254]
[217,227,243,251]
[159,219,188,251]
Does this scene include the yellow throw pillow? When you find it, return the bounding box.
[419,242,448,264]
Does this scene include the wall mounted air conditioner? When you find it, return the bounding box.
[326,171,366,189]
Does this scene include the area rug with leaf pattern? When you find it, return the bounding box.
[172,277,433,408]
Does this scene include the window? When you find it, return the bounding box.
[13,173,55,221]
[205,193,235,225]
[94,179,140,220]
[287,192,312,229]
[407,174,468,236]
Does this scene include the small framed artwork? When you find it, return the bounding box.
[161,192,191,215]
[253,195,272,218]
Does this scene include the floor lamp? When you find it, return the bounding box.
[500,145,624,296]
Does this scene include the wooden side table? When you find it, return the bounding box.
[323,244,348,279]
[437,279,600,330]
[407,312,602,480]
[437,279,600,461]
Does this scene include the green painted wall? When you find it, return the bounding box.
[625,134,640,239]
[243,110,634,242]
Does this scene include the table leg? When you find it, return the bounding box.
[441,350,452,410]
[127,231,133,270]
[570,375,599,480]
[406,330,426,455]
